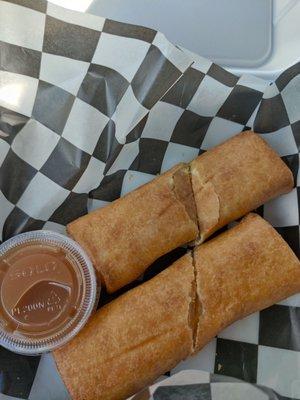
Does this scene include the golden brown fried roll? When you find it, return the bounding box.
[67,164,198,293]
[54,254,195,400]
[193,213,300,351]
[191,131,293,242]
[55,214,300,400]
[68,131,293,293]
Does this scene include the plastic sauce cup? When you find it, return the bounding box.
[0,230,97,355]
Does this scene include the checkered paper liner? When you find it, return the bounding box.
[0,0,299,399]
[131,370,290,400]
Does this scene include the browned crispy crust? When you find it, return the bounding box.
[67,164,198,292]
[55,214,300,400]
[68,131,293,293]
[190,131,294,241]
[194,213,300,351]
[54,254,194,400]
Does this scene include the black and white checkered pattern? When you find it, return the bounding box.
[0,1,299,399]
[141,370,290,400]
[0,0,191,243]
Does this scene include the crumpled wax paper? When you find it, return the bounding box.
[131,369,291,400]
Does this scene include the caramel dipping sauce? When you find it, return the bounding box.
[0,231,97,355]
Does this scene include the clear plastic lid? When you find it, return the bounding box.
[0,230,98,355]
